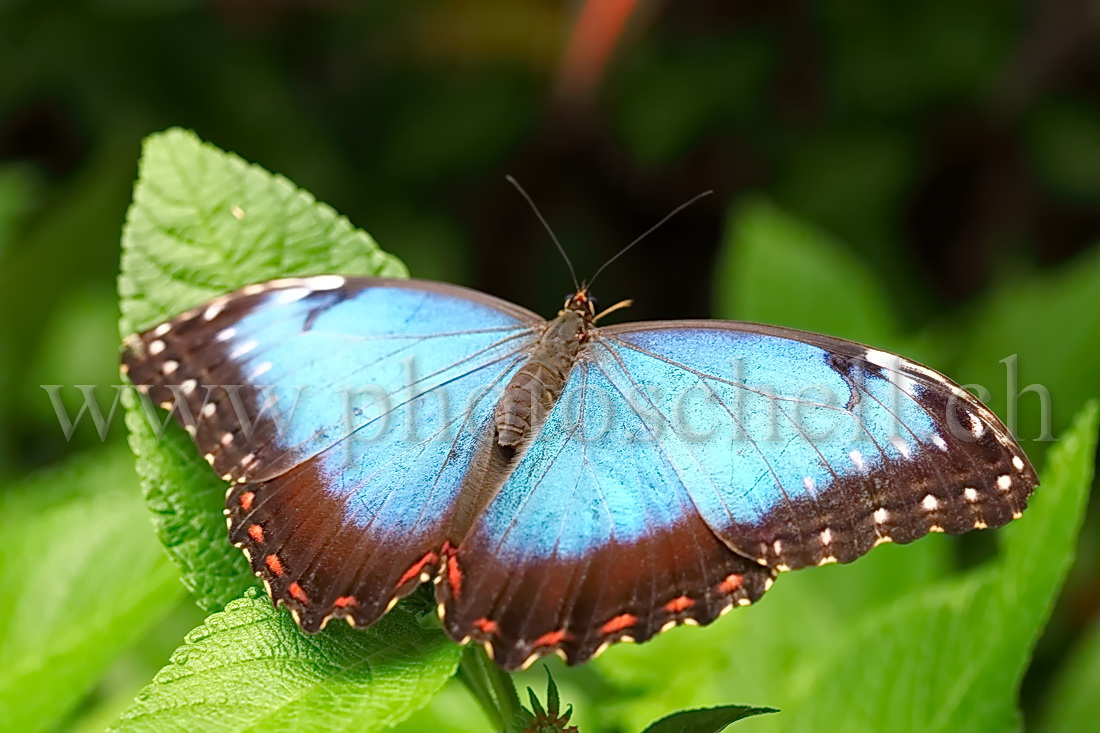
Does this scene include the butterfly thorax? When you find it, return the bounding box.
[494,307,590,448]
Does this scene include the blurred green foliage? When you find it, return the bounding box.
[0,445,182,731]
[0,1,1097,730]
[1040,615,1100,732]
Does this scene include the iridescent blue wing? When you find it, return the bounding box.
[443,321,1036,669]
[598,322,1036,567]
[441,352,777,669]
[123,276,543,631]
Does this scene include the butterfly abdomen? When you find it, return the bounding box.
[494,310,587,448]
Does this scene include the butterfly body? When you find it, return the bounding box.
[495,303,588,449]
[122,275,1037,670]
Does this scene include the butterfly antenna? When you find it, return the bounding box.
[506,175,580,292]
[587,190,713,289]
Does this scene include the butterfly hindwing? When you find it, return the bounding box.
[442,358,776,670]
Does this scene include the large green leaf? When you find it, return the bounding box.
[599,402,1097,732]
[118,128,406,611]
[0,445,181,732]
[110,588,461,732]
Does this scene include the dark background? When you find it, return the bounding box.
[1,0,1097,724]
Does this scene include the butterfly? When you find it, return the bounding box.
[121,273,1037,670]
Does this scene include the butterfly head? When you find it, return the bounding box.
[564,287,635,325]
[562,289,599,322]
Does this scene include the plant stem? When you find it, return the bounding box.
[456,644,523,732]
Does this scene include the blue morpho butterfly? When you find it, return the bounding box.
[121,193,1037,671]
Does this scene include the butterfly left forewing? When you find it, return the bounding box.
[123,276,543,631]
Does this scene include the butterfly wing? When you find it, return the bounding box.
[442,320,1037,669]
[123,276,543,631]
[598,322,1037,567]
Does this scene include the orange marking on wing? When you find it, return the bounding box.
[333,595,357,608]
[473,618,499,635]
[532,629,570,648]
[600,613,637,635]
[265,554,285,576]
[396,551,438,589]
[719,573,744,594]
[446,555,462,597]
[247,524,264,543]
[288,582,309,604]
[239,491,255,511]
[663,595,694,614]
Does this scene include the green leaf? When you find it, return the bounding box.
[1039,617,1100,733]
[517,667,575,733]
[118,127,406,336]
[714,198,898,346]
[110,588,461,732]
[118,128,407,610]
[643,705,778,733]
[597,402,1097,733]
[0,445,182,732]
